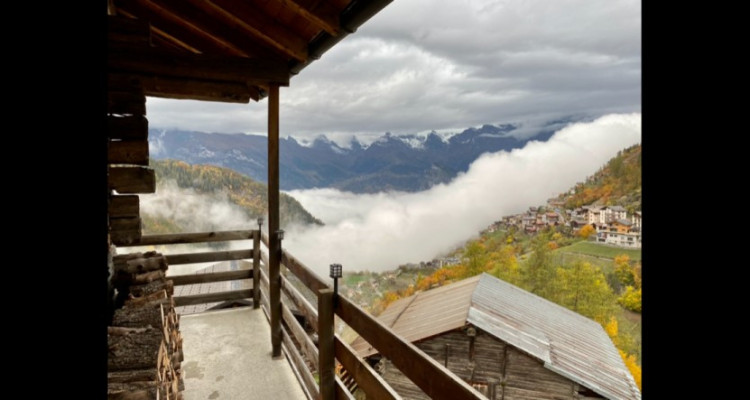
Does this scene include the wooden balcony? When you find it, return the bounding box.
[115,229,486,399]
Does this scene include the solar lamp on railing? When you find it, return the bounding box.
[330,263,342,305]
[257,217,264,230]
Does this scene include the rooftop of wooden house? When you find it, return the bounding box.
[351,273,641,400]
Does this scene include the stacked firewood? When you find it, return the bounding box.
[108,251,184,400]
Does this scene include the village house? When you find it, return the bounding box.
[596,231,641,248]
[631,211,642,229]
[351,274,641,400]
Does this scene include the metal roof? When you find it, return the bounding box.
[351,273,641,400]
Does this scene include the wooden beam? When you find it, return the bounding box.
[253,230,261,309]
[138,0,288,60]
[173,288,252,307]
[115,0,248,57]
[109,43,290,85]
[110,216,142,232]
[108,90,147,115]
[204,0,309,61]
[108,115,148,140]
[136,74,258,103]
[281,301,319,370]
[111,229,143,246]
[109,195,140,218]
[281,273,318,333]
[109,166,156,194]
[108,15,152,46]
[108,74,144,92]
[281,327,319,399]
[109,140,149,165]
[335,297,486,400]
[334,335,401,400]
[132,230,254,246]
[169,269,251,286]
[281,250,329,296]
[318,289,335,400]
[268,84,282,357]
[276,0,341,36]
[336,375,357,400]
[165,249,253,265]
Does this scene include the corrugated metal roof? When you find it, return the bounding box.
[350,273,640,400]
[349,276,480,357]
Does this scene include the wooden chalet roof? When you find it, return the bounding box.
[351,273,641,400]
[108,0,393,102]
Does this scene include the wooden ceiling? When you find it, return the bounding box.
[108,0,393,103]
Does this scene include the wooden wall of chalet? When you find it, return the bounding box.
[107,17,156,246]
[374,327,605,400]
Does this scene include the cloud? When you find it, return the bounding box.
[283,113,641,277]
[145,0,640,145]
[126,181,260,276]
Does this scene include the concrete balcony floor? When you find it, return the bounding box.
[179,307,307,400]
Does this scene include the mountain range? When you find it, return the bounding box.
[148,120,570,193]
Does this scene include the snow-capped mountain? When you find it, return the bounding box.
[148,121,563,193]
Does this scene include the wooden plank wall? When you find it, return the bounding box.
[108,17,156,246]
[376,327,599,400]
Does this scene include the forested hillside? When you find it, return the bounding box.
[561,144,641,211]
[141,160,323,234]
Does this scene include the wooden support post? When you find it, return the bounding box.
[268,84,281,357]
[253,230,260,309]
[318,289,335,400]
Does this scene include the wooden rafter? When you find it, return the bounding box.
[143,0,301,61]
[134,74,261,103]
[206,0,309,61]
[116,0,250,57]
[109,43,290,86]
[275,0,341,36]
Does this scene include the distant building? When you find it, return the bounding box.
[596,231,641,248]
[351,274,641,400]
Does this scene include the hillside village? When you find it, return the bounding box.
[487,202,642,249]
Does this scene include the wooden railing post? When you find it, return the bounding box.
[318,288,335,400]
[252,229,260,309]
[268,84,281,357]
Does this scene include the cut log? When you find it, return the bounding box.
[114,253,168,274]
[108,327,165,371]
[109,139,149,165]
[109,195,140,218]
[128,279,174,297]
[125,290,168,307]
[112,305,164,329]
[107,368,159,383]
[108,90,146,115]
[108,115,148,140]
[107,387,164,400]
[109,166,155,194]
[111,229,142,246]
[131,270,166,285]
[108,326,150,336]
[110,217,141,232]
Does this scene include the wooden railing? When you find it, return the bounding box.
[120,229,485,399]
[118,229,261,309]
[258,232,487,400]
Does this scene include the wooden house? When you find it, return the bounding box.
[351,273,641,400]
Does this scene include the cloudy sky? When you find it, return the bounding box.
[146,0,641,145]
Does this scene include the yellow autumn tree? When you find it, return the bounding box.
[578,224,595,239]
